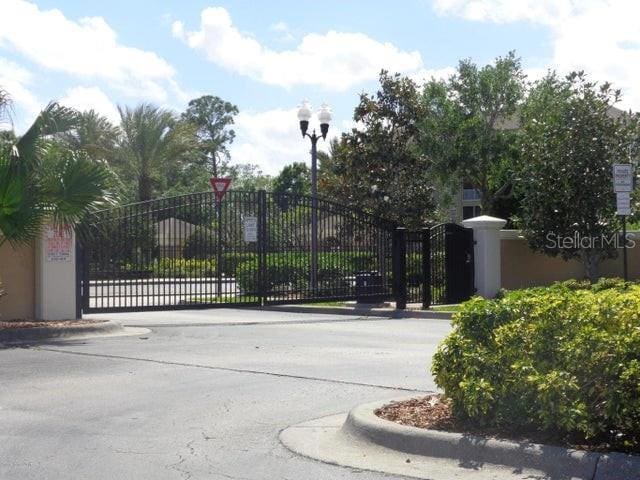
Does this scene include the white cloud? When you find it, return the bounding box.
[432,0,640,109]
[0,0,183,102]
[270,21,294,42]
[432,0,574,26]
[230,107,337,175]
[59,86,120,124]
[0,57,42,126]
[410,66,457,84]
[173,7,424,90]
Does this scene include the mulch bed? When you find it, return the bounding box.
[375,394,628,453]
[0,319,107,330]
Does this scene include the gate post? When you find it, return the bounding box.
[392,227,407,310]
[35,222,78,320]
[461,215,506,298]
[421,227,431,309]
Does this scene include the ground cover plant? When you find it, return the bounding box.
[431,279,640,453]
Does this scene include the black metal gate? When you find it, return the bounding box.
[398,223,475,308]
[77,191,475,313]
[78,191,395,312]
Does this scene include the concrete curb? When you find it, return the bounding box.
[254,305,453,320]
[343,398,640,480]
[0,320,124,344]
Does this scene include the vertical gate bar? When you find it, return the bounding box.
[257,189,266,306]
[422,227,431,309]
[216,198,222,302]
[392,227,407,310]
[75,240,82,318]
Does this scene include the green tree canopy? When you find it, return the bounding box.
[323,71,435,227]
[60,109,119,162]
[518,71,638,281]
[418,51,526,217]
[117,103,198,201]
[272,162,310,197]
[181,95,239,177]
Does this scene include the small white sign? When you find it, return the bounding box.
[616,191,631,216]
[613,164,634,192]
[242,216,258,242]
[45,224,73,262]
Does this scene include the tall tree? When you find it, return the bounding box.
[419,51,526,216]
[117,104,197,201]
[227,163,273,191]
[181,95,239,177]
[324,71,435,227]
[272,162,310,197]
[518,71,638,281]
[0,87,11,126]
[61,110,119,162]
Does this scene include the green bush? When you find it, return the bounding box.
[221,253,257,276]
[149,258,217,278]
[235,252,378,296]
[432,278,640,452]
[182,226,214,261]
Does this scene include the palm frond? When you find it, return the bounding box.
[39,150,116,227]
[16,103,79,170]
[0,148,44,247]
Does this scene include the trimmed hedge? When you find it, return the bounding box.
[432,278,640,452]
[235,252,382,295]
[122,251,383,282]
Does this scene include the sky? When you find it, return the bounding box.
[1,0,640,175]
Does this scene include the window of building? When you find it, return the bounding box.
[462,205,482,219]
[462,183,481,201]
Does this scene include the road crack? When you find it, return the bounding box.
[37,347,428,393]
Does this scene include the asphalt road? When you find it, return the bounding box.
[0,309,451,480]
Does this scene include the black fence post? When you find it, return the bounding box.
[257,190,267,306]
[421,227,431,309]
[392,227,407,310]
[75,240,83,319]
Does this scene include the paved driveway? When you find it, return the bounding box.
[0,309,451,479]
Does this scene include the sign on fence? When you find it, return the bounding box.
[242,216,258,242]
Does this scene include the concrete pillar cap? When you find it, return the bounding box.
[461,215,507,230]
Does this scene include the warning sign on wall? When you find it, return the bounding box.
[45,225,73,262]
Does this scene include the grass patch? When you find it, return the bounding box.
[431,304,460,312]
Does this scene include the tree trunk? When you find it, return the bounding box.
[580,250,600,283]
[138,174,153,202]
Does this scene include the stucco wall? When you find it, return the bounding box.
[501,231,640,290]
[0,242,35,320]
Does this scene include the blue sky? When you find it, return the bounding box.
[1,0,638,174]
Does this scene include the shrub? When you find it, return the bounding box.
[221,253,257,276]
[182,226,214,260]
[235,252,378,296]
[432,278,640,452]
[150,258,217,278]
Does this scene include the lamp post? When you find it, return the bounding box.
[297,100,332,292]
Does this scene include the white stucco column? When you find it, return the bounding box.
[35,223,78,320]
[461,215,507,298]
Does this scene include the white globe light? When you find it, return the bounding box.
[297,99,312,122]
[318,103,332,125]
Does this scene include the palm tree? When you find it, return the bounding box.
[117,103,197,201]
[61,109,120,162]
[0,92,114,305]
